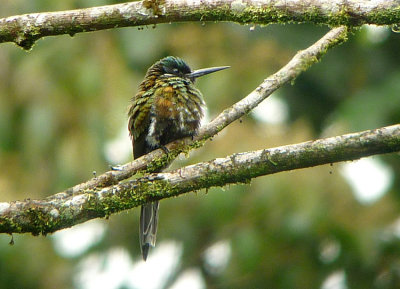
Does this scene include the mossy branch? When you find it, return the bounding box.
[0,0,399,49]
[1,124,400,235]
[0,26,397,236]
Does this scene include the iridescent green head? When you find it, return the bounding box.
[154,56,230,82]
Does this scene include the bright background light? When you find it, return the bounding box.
[72,241,182,289]
[203,240,231,275]
[321,270,347,289]
[252,93,288,125]
[364,25,390,44]
[52,220,107,258]
[340,158,394,204]
[104,125,132,165]
[170,269,205,289]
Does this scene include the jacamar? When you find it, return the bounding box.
[128,56,229,261]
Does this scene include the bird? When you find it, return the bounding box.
[128,56,229,261]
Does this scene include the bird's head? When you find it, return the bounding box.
[149,56,229,83]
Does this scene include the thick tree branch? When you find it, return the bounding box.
[56,26,347,199]
[1,124,400,235]
[0,0,398,49]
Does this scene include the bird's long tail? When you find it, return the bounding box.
[140,201,160,261]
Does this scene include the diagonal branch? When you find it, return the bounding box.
[56,26,348,199]
[0,0,399,49]
[0,26,350,236]
[1,124,400,235]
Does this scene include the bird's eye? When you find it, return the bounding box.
[173,68,179,74]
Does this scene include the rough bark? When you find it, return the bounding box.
[0,0,399,49]
[1,124,399,235]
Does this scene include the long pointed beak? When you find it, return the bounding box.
[187,66,230,79]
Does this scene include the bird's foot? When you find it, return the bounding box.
[160,145,170,154]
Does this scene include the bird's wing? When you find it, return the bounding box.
[128,89,155,150]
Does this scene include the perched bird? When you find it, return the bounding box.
[128,56,229,261]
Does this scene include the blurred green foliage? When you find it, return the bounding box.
[1,1,400,289]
